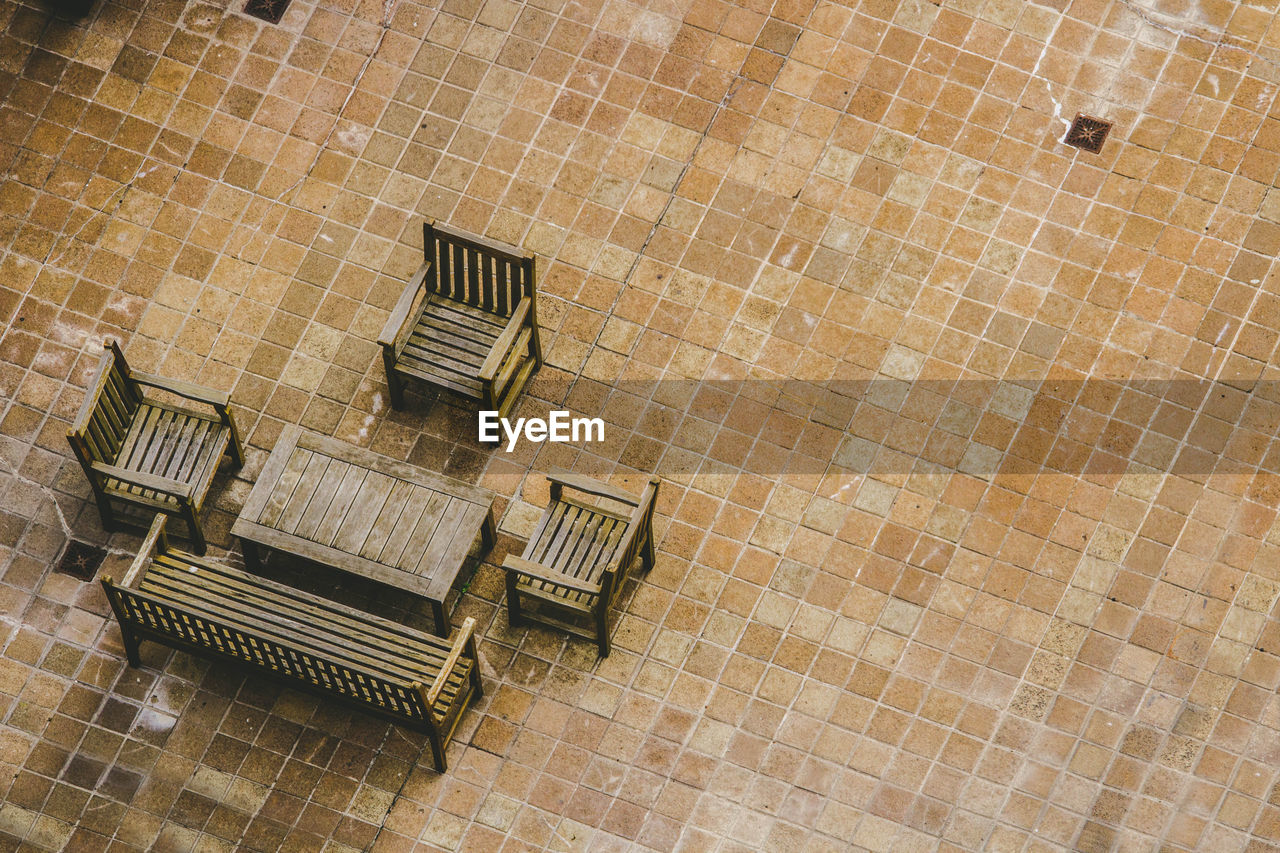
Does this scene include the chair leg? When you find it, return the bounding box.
[466,635,484,701]
[384,354,405,410]
[224,413,245,468]
[182,505,207,555]
[641,528,656,572]
[595,605,611,658]
[95,496,117,533]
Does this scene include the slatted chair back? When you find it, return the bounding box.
[426,221,535,319]
[102,581,435,723]
[68,341,140,470]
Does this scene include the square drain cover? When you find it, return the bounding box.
[56,540,107,581]
[245,0,290,23]
[1065,114,1111,154]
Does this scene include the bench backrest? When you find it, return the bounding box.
[68,341,140,467]
[426,221,535,318]
[102,579,436,724]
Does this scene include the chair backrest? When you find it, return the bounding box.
[67,341,140,467]
[426,221,535,318]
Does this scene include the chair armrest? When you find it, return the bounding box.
[478,297,531,382]
[423,616,476,709]
[70,350,122,436]
[131,372,230,410]
[602,478,660,575]
[90,462,195,501]
[546,468,644,507]
[378,262,432,356]
[502,555,602,595]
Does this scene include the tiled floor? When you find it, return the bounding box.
[3,0,1280,849]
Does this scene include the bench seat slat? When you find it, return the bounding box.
[140,565,461,687]
[119,584,467,717]
[144,554,456,660]
[137,584,467,708]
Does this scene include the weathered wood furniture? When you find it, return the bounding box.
[67,340,243,554]
[232,426,496,636]
[379,221,542,416]
[503,470,660,657]
[102,516,482,771]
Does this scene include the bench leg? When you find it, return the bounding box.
[479,510,496,556]
[504,570,524,627]
[119,626,142,668]
[427,730,447,772]
[101,581,142,667]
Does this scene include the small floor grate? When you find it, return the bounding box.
[1065,114,1111,154]
[56,540,107,581]
[244,0,290,23]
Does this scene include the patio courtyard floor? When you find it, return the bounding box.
[4,0,1280,849]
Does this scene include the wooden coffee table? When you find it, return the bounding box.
[232,426,495,636]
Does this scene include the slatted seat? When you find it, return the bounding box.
[503,470,660,657]
[67,340,243,554]
[400,294,509,399]
[102,516,483,771]
[379,221,542,417]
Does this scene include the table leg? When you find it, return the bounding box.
[480,507,496,554]
[241,539,262,572]
[430,599,448,637]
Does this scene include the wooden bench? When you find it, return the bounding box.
[102,516,484,771]
[503,470,660,657]
[379,221,542,418]
[67,340,243,554]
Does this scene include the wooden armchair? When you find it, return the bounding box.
[379,221,542,417]
[66,341,243,554]
[503,470,660,657]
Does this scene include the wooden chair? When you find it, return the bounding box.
[67,340,243,554]
[503,470,660,657]
[379,221,542,417]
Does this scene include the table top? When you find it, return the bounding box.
[231,426,495,602]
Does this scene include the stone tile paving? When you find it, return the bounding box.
[2,0,1280,848]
